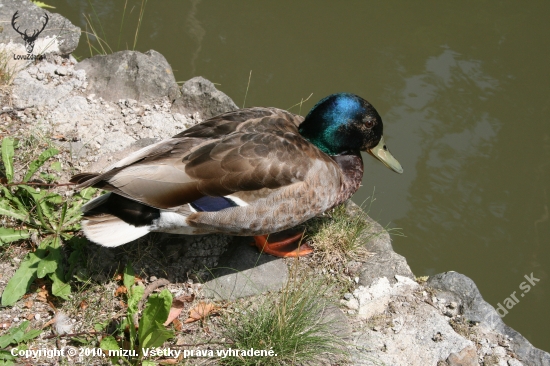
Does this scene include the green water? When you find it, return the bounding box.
[50,0,549,350]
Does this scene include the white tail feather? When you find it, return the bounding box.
[82,215,150,247]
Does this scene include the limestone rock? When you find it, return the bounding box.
[0,0,80,55]
[171,76,238,120]
[428,272,550,366]
[75,50,180,103]
[345,201,415,287]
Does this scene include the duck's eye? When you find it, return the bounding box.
[365,120,374,128]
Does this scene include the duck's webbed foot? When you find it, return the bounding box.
[252,229,313,257]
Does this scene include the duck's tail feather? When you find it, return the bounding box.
[82,214,151,247]
[81,193,160,247]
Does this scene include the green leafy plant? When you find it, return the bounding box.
[0,137,97,306]
[0,320,42,365]
[100,264,174,365]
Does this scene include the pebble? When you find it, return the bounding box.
[35,314,40,320]
[492,346,507,357]
[343,293,353,300]
[55,67,68,76]
[449,301,458,309]
[507,359,523,366]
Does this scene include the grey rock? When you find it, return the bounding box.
[11,70,73,108]
[428,272,550,366]
[55,66,68,76]
[344,201,415,287]
[171,76,238,120]
[75,50,180,103]
[202,237,288,300]
[0,0,80,55]
[322,304,352,340]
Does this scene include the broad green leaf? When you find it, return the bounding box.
[99,336,120,364]
[50,161,62,172]
[139,320,174,350]
[37,236,59,278]
[99,335,119,350]
[50,271,71,300]
[1,138,15,183]
[19,328,41,343]
[36,257,57,278]
[44,192,62,204]
[1,252,41,306]
[0,349,16,362]
[23,148,59,183]
[0,327,18,348]
[123,263,135,294]
[46,236,70,299]
[127,285,144,315]
[127,284,144,345]
[79,187,97,200]
[139,289,172,348]
[0,228,31,245]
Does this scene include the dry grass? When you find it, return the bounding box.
[305,203,372,269]
[0,49,16,86]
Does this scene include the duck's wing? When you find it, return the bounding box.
[71,107,326,210]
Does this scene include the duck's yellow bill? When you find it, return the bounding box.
[368,136,403,174]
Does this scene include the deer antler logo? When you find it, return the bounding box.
[11,11,49,54]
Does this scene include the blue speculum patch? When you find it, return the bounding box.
[190,196,238,212]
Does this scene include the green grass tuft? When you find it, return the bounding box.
[221,273,347,366]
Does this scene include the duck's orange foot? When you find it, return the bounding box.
[253,230,313,257]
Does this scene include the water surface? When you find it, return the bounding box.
[51,0,550,350]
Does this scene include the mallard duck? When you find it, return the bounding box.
[71,93,402,257]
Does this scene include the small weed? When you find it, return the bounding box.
[0,137,97,306]
[100,263,175,365]
[0,320,42,365]
[221,270,347,366]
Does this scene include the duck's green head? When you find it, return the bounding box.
[299,93,403,173]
